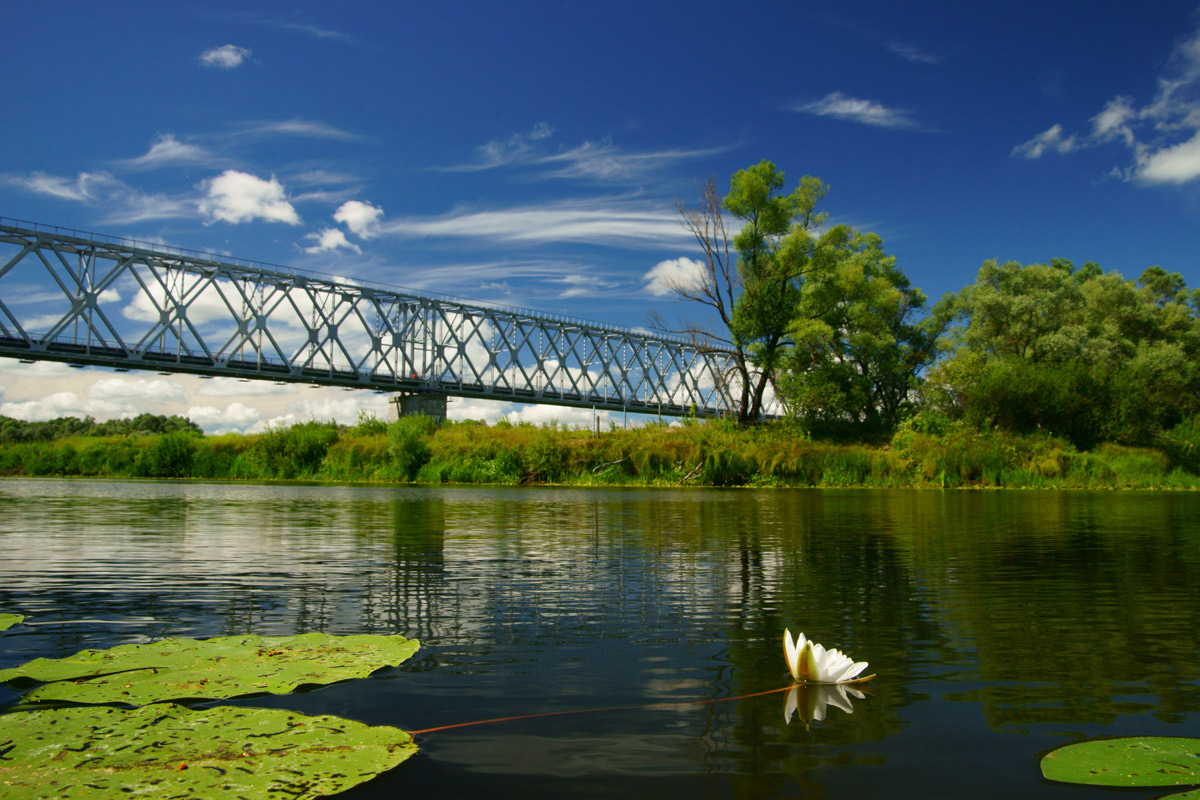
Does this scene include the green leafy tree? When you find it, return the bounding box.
[779,231,941,436]
[659,160,849,422]
[927,259,1200,447]
[388,415,436,480]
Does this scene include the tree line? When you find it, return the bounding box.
[660,159,1200,454]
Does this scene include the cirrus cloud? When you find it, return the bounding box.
[792,92,923,130]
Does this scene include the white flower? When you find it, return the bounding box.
[783,629,873,684]
[784,682,866,727]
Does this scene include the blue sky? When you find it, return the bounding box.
[3,0,1199,431]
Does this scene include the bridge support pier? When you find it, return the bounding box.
[388,392,448,425]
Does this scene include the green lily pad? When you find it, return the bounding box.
[0,703,416,800]
[0,633,419,705]
[0,615,22,632]
[1159,791,1200,800]
[1041,737,1200,787]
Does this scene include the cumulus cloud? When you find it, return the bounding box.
[304,228,361,254]
[198,170,301,225]
[200,44,252,69]
[0,391,89,421]
[88,377,189,405]
[793,92,923,130]
[642,257,707,296]
[195,378,300,398]
[1137,131,1200,184]
[333,200,384,238]
[0,377,189,421]
[284,393,388,425]
[1013,22,1200,185]
[187,402,263,430]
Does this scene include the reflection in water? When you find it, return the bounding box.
[1,481,1199,799]
[784,683,868,728]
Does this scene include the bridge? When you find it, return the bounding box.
[0,218,741,419]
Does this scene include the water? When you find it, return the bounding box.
[2,479,1198,798]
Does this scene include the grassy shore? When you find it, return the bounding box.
[1,415,1198,490]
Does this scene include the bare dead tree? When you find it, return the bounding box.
[648,178,762,422]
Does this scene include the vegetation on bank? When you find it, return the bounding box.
[1,411,1198,490]
[4,159,1198,491]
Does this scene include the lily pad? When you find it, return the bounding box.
[1041,737,1200,787]
[0,615,22,632]
[0,633,419,705]
[0,703,416,800]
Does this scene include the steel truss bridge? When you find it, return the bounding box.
[0,219,741,417]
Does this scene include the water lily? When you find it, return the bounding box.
[783,629,873,684]
[784,682,867,728]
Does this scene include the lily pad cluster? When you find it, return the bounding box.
[1041,736,1200,799]
[0,626,421,800]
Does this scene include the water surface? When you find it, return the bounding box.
[2,479,1198,798]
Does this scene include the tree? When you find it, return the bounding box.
[926,258,1200,447]
[658,160,847,422]
[779,231,941,436]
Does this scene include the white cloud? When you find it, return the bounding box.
[187,402,263,430]
[255,18,356,45]
[441,124,729,182]
[238,119,362,141]
[793,92,922,130]
[502,403,611,430]
[284,393,386,425]
[123,134,217,171]
[198,170,301,225]
[642,257,707,296]
[87,377,189,405]
[1012,124,1077,159]
[200,44,252,69]
[6,171,120,202]
[304,228,361,254]
[333,200,384,238]
[4,170,192,224]
[195,378,300,398]
[0,360,80,380]
[0,391,88,421]
[537,140,733,182]
[446,123,555,171]
[378,198,691,248]
[887,42,940,65]
[1014,22,1200,185]
[1137,130,1200,184]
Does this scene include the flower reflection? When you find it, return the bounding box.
[783,629,873,684]
[784,682,867,728]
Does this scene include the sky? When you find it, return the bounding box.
[2,0,1199,432]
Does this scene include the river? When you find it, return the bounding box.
[2,479,1198,798]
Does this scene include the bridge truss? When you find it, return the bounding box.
[0,219,740,417]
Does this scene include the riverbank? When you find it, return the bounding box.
[1,416,1198,490]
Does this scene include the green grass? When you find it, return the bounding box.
[1,416,1198,491]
